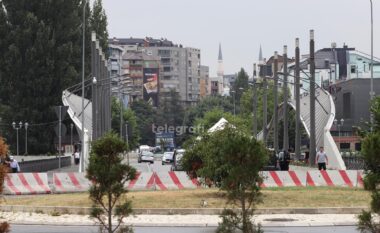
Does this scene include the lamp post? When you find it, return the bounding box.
[24,122,28,155]
[334,118,344,150]
[70,123,74,153]
[80,0,86,173]
[12,121,22,156]
[125,122,129,165]
[370,0,374,130]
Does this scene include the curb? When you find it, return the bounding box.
[0,205,368,215]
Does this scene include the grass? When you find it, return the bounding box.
[2,187,370,209]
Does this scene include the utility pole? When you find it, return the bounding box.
[283,46,289,151]
[273,52,279,154]
[262,62,268,145]
[253,63,258,138]
[80,0,86,173]
[309,30,317,165]
[295,38,301,159]
[59,106,62,169]
[125,122,129,165]
[370,0,374,130]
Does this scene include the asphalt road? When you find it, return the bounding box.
[10,224,360,233]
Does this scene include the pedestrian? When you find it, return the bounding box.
[9,156,20,173]
[278,149,291,171]
[74,151,80,165]
[316,146,328,170]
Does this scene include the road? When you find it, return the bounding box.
[10,224,360,233]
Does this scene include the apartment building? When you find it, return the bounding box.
[109,37,207,106]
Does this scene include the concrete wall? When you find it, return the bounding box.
[19,156,72,172]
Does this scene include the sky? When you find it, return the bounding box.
[101,0,379,77]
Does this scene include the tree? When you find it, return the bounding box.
[231,68,249,104]
[86,133,136,233]
[0,0,92,154]
[183,126,268,233]
[90,0,108,56]
[157,90,185,144]
[0,137,10,233]
[130,100,156,146]
[358,97,380,233]
[111,97,140,150]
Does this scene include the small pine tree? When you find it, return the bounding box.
[86,133,136,233]
[183,126,268,233]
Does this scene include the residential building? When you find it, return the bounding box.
[200,65,209,97]
[109,37,206,106]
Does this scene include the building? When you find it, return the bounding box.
[200,65,209,97]
[109,37,207,106]
[121,51,161,106]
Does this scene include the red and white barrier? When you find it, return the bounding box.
[154,171,199,190]
[125,172,156,191]
[4,173,51,195]
[53,172,90,193]
[260,171,307,187]
[357,170,365,188]
[306,170,358,187]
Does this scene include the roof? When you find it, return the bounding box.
[208,118,229,133]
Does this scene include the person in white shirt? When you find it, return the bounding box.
[316,146,328,170]
[74,151,80,165]
[9,156,20,173]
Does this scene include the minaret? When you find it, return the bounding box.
[259,45,263,64]
[217,43,224,94]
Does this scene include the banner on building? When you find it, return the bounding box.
[143,68,159,107]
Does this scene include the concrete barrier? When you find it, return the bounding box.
[125,172,155,191]
[154,172,199,190]
[4,173,51,195]
[261,171,307,187]
[53,172,90,193]
[306,170,359,187]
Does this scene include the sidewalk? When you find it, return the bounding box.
[0,212,358,227]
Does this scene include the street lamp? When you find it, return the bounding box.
[12,121,23,156]
[333,118,344,150]
[24,122,28,155]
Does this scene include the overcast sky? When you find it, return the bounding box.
[102,0,379,77]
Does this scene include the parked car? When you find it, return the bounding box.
[138,151,154,164]
[161,151,174,165]
[171,149,185,171]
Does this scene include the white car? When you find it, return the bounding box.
[138,151,154,164]
[171,149,185,171]
[161,152,174,165]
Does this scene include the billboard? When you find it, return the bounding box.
[143,68,159,107]
[155,132,175,149]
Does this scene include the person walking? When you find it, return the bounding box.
[9,156,20,173]
[316,146,328,170]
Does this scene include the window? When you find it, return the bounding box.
[355,143,361,151]
[340,143,350,150]
[163,66,171,72]
[350,65,356,74]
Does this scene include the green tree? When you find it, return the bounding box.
[231,68,249,104]
[0,0,92,154]
[183,126,267,233]
[358,97,380,232]
[157,90,185,143]
[86,133,136,233]
[193,108,250,135]
[131,100,156,146]
[111,97,140,150]
[90,0,108,56]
